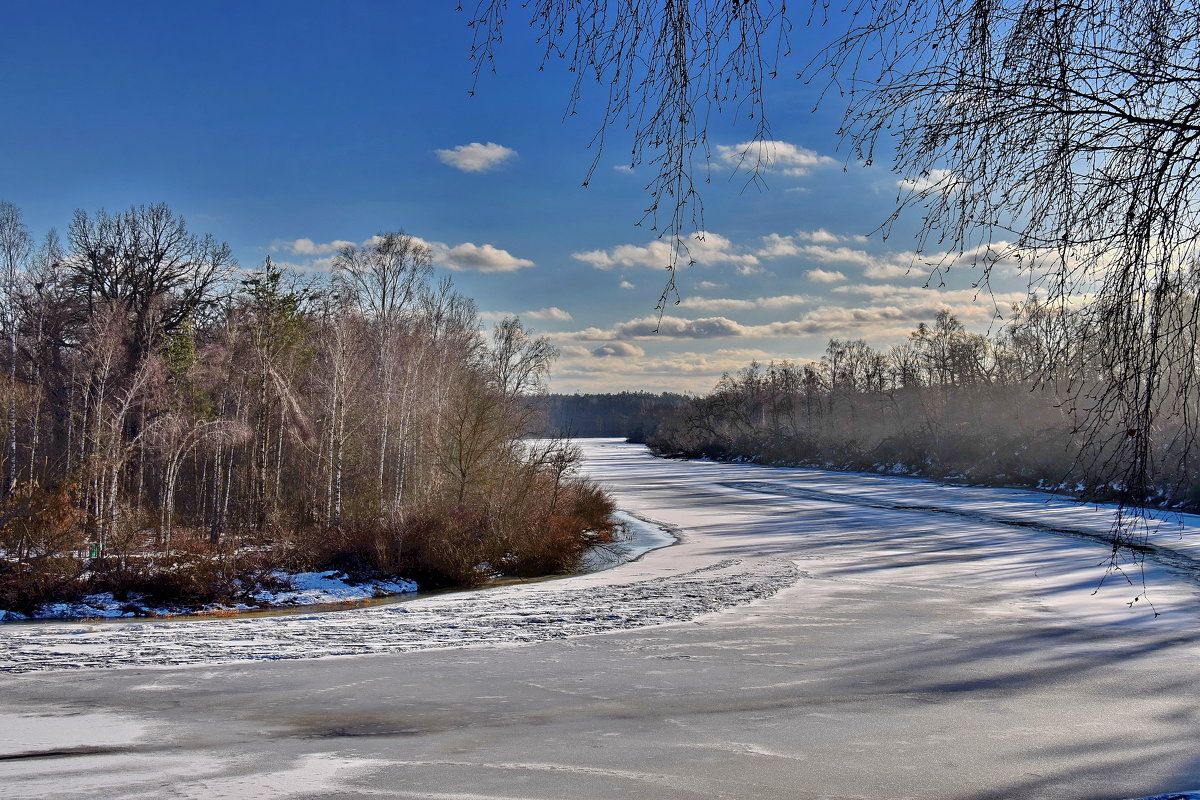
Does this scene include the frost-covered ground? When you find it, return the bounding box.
[2,439,1200,800]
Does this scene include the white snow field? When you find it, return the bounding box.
[2,439,1199,799]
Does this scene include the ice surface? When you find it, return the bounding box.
[3,440,1200,800]
[578,509,678,572]
[0,712,145,753]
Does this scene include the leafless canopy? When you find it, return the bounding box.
[806,1,1200,515]
[67,203,234,360]
[465,0,793,308]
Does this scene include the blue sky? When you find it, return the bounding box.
[1,2,1031,393]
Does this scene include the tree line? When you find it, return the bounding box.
[648,301,1200,511]
[535,392,690,441]
[0,201,614,614]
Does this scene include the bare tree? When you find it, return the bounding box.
[334,232,432,325]
[466,0,792,309]
[489,316,557,402]
[67,203,234,364]
[335,232,433,516]
[799,1,1200,543]
[437,368,514,508]
[0,202,33,498]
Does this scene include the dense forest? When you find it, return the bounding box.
[536,392,690,440]
[648,304,1200,510]
[0,202,614,615]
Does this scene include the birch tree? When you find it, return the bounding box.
[334,232,432,516]
[0,202,33,498]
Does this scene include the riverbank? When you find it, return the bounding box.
[0,510,676,625]
[0,571,421,623]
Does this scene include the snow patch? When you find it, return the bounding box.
[251,571,418,606]
[27,594,142,620]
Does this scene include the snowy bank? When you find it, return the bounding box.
[1,510,677,624]
[0,570,419,623]
[250,571,418,606]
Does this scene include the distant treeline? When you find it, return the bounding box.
[535,392,691,441]
[647,305,1200,510]
[0,202,614,614]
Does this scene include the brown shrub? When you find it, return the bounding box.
[399,510,496,588]
[112,534,275,606]
[0,483,88,613]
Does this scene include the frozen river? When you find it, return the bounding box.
[2,439,1200,799]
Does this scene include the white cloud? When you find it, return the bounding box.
[435,141,517,172]
[573,240,669,270]
[619,280,635,290]
[688,232,759,271]
[479,306,573,323]
[859,241,1023,281]
[806,268,847,283]
[756,233,801,258]
[716,140,837,177]
[577,228,1001,291]
[525,306,572,321]
[618,316,747,339]
[592,342,646,358]
[799,229,841,244]
[549,347,783,393]
[572,314,813,341]
[863,261,915,279]
[573,231,759,274]
[787,301,1005,335]
[832,284,1023,305]
[560,293,1012,343]
[801,245,879,268]
[613,164,635,173]
[677,297,758,312]
[433,241,534,273]
[787,305,930,333]
[748,238,951,282]
[678,294,808,312]
[270,233,533,275]
[938,241,1021,273]
[898,168,960,194]
[579,230,923,280]
[756,231,849,259]
[272,237,355,256]
[758,294,810,309]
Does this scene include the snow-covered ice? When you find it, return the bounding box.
[2,439,1199,800]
